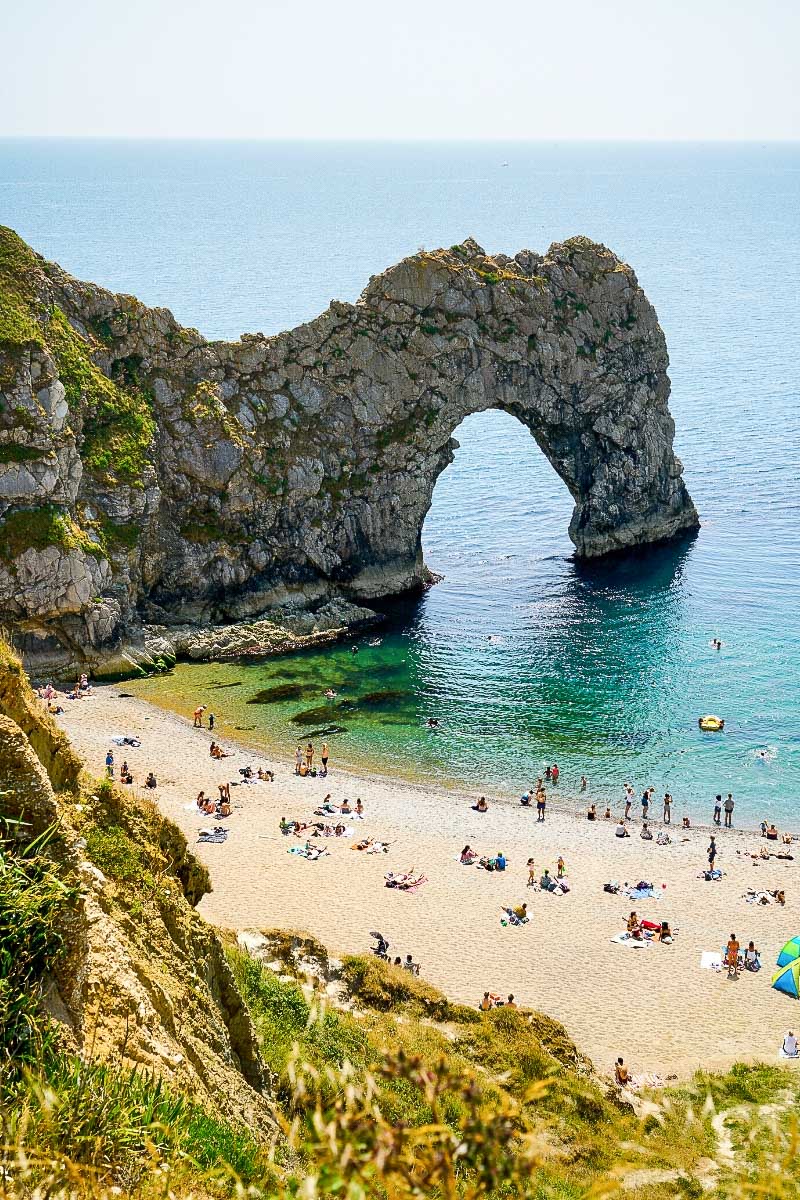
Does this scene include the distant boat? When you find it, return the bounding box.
[501,162,509,167]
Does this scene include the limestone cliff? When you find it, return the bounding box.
[0,642,274,1134]
[0,227,698,677]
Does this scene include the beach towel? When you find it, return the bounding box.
[625,887,659,900]
[111,735,141,747]
[198,827,228,844]
[700,951,722,970]
[610,932,650,948]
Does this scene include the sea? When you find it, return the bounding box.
[2,139,799,824]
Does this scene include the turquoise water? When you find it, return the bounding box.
[2,140,799,822]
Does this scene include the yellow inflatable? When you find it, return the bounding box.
[698,715,725,732]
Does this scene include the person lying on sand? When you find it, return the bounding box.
[257,767,274,781]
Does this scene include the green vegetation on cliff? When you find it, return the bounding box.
[47,307,155,485]
[0,227,45,354]
[0,504,104,563]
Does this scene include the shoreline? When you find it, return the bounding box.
[125,674,791,841]
[56,683,800,1082]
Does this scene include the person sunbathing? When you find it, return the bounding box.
[460,845,478,864]
[196,791,207,810]
[743,941,760,971]
[614,1057,630,1087]
[334,823,346,836]
[218,798,231,817]
[479,991,494,1011]
[353,837,374,851]
[656,921,673,943]
[355,799,364,817]
[511,903,528,921]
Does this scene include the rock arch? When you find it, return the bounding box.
[0,228,698,673]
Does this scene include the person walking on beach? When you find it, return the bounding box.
[105,749,114,777]
[708,835,717,870]
[724,793,735,828]
[713,795,722,826]
[536,789,546,822]
[527,857,536,886]
[193,704,206,728]
[663,792,672,823]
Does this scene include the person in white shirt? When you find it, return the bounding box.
[615,820,630,838]
[782,1031,798,1057]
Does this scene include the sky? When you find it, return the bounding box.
[2,0,798,141]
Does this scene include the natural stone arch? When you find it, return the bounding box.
[0,228,698,674]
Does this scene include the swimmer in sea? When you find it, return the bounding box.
[426,717,440,728]
[325,689,337,699]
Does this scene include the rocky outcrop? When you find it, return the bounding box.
[0,639,274,1133]
[0,227,698,676]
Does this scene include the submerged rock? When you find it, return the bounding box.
[0,228,698,677]
[247,683,314,704]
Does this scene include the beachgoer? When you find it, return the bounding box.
[713,795,722,826]
[351,645,359,655]
[305,742,314,769]
[663,793,672,823]
[614,1057,630,1086]
[627,911,640,933]
[475,796,488,813]
[782,1031,799,1057]
[587,804,597,821]
[682,815,691,829]
[512,903,528,921]
[495,852,507,872]
[641,788,651,821]
[657,921,673,943]
[403,954,420,975]
[197,791,206,810]
[321,742,329,773]
[144,772,157,789]
[461,845,477,864]
[624,784,633,820]
[526,857,536,886]
[193,705,206,728]
[640,822,653,840]
[479,991,493,1011]
[505,994,517,1009]
[551,763,559,784]
[355,798,363,816]
[708,836,717,869]
[545,765,552,781]
[615,820,630,839]
[604,805,611,819]
[105,750,114,777]
[557,855,565,878]
[294,745,303,775]
[536,790,546,822]
[725,933,740,977]
[393,956,402,966]
[743,941,760,971]
[724,793,734,828]
[520,791,531,806]
[580,775,588,791]
[766,824,779,841]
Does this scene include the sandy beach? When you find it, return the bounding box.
[57,686,800,1081]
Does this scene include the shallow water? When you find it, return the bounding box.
[3,139,798,822]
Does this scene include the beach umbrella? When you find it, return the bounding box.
[772,960,800,1000]
[776,937,800,968]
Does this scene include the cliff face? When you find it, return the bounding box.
[0,228,698,677]
[0,641,273,1133]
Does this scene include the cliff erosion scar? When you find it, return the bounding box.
[0,229,698,676]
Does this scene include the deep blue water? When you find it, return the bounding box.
[2,140,798,824]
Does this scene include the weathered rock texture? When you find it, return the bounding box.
[0,641,274,1133]
[0,228,698,676]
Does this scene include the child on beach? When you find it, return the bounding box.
[527,857,536,886]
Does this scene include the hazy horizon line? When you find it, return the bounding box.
[1,135,798,145]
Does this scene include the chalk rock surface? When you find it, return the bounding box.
[0,228,698,676]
